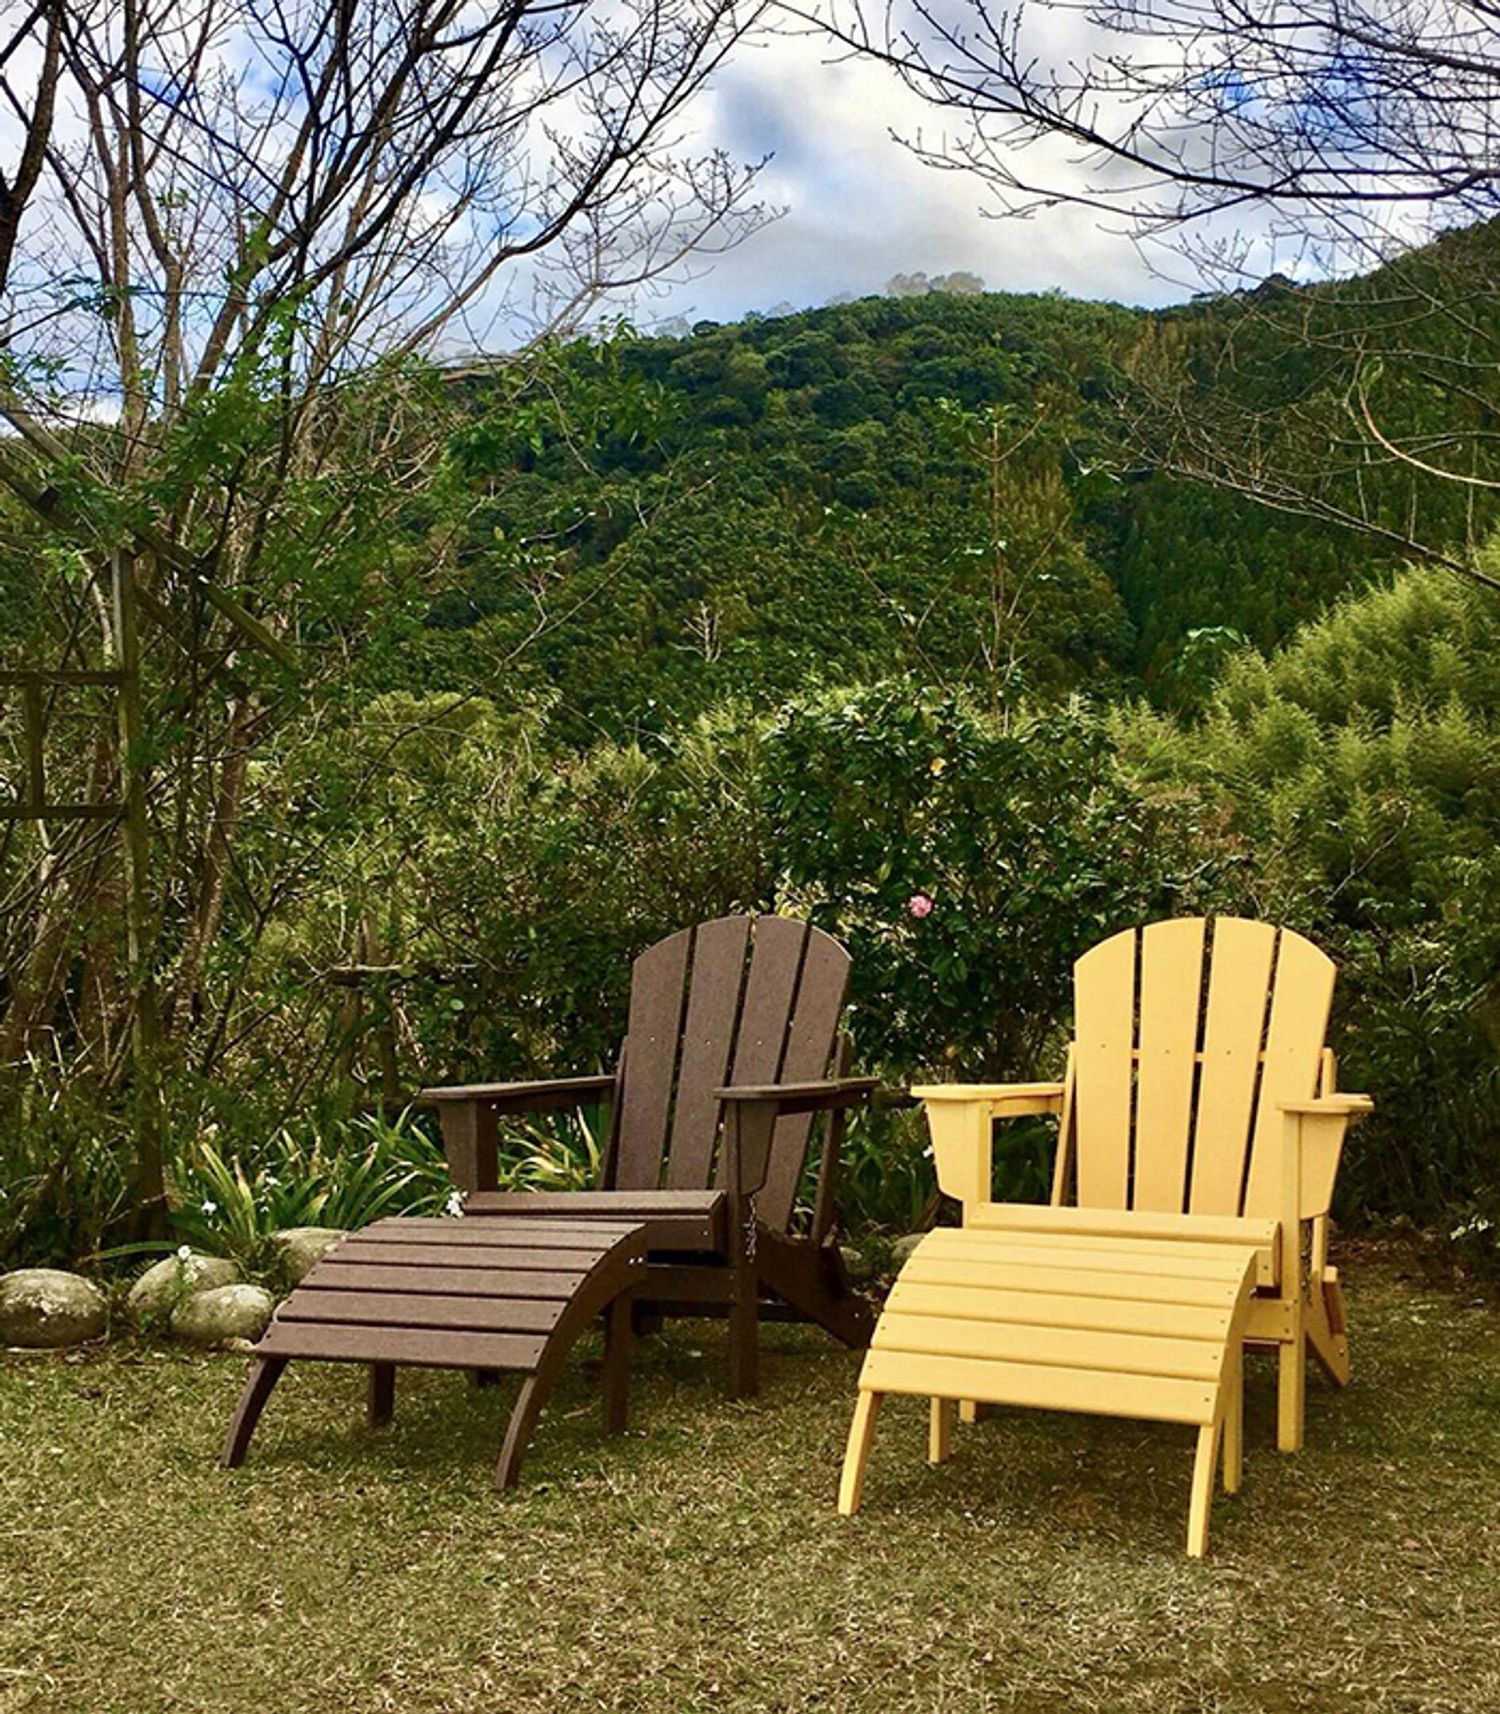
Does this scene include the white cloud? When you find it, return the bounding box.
[632,32,1183,324]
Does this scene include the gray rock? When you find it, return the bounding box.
[171,1284,274,1347]
[890,1231,929,1265]
[268,1226,347,1285]
[0,1268,108,1349]
[126,1252,240,1324]
[839,1244,875,1282]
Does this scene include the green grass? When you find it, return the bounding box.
[4,1249,1500,1713]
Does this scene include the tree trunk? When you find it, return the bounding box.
[162,697,255,1036]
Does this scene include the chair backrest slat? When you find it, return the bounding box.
[717,916,812,1186]
[1073,927,1136,1208]
[1071,917,1335,1218]
[1133,918,1207,1212]
[610,915,850,1232]
[665,915,752,1190]
[613,927,692,1191]
[759,928,852,1231]
[1240,931,1336,1217]
[1189,917,1276,1213]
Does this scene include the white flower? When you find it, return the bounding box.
[443,1188,467,1219]
[176,1243,192,1262]
[200,1199,218,1217]
[1450,1216,1495,1241]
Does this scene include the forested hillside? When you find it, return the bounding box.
[415,230,1498,740]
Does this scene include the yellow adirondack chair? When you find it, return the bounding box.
[839,917,1373,1554]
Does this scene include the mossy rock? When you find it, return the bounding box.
[126,1253,240,1325]
[268,1227,347,1286]
[0,1268,108,1349]
[171,1284,275,1347]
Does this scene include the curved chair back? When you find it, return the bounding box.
[1073,918,1336,1218]
[611,914,852,1232]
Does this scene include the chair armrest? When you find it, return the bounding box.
[715,1077,880,1115]
[715,1079,879,1198]
[1279,1095,1374,1118]
[418,1074,616,1114]
[419,1076,617,1193]
[910,1084,1066,1208]
[910,1082,1065,1115]
[1280,1093,1373,1221]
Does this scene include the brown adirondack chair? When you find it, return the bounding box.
[422,914,878,1396]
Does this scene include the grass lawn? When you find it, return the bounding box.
[3,1246,1498,1713]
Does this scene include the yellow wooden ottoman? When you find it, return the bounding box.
[838,1227,1259,1555]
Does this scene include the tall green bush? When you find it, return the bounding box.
[1119,566,1500,1227]
[762,683,1227,1080]
[16,568,1500,1264]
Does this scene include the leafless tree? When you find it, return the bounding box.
[0,0,766,1232]
[0,0,59,287]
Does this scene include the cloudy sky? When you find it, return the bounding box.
[633,30,1187,326]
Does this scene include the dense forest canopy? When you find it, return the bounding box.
[416,224,1500,742]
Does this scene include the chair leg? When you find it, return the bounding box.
[838,1390,883,1516]
[631,1303,664,1340]
[1222,1344,1243,1495]
[1277,1327,1306,1452]
[727,1262,759,1400]
[601,1296,631,1436]
[368,1362,395,1428]
[928,1397,956,1465]
[221,1357,288,1468]
[1186,1420,1221,1558]
[959,1400,990,1424]
[1307,1277,1352,1386]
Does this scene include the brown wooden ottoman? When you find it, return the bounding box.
[221,1216,648,1488]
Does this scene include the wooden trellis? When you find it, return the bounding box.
[2,549,291,1232]
[1,554,160,1224]
[0,667,126,821]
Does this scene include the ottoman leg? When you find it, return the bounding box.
[1186,1420,1222,1558]
[929,1397,956,1465]
[222,1356,288,1468]
[838,1390,884,1516]
[602,1296,632,1436]
[496,1370,555,1492]
[368,1363,395,1428]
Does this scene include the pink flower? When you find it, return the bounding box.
[907,891,934,919]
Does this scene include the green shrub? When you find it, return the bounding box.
[167,1106,606,1272]
[168,1112,456,1268]
[1119,565,1500,1226]
[0,1060,137,1269]
[18,567,1498,1263]
[762,682,1226,1085]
